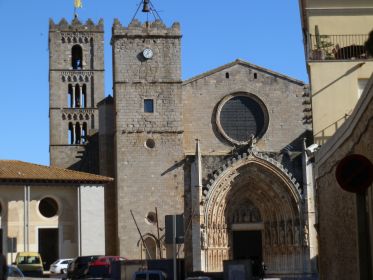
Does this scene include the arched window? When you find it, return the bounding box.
[68,123,74,144]
[82,122,87,144]
[69,122,87,145]
[82,84,87,108]
[68,84,73,108]
[72,45,83,70]
[75,123,81,144]
[75,84,81,108]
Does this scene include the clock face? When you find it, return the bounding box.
[143,48,153,59]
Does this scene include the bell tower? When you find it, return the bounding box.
[49,17,104,173]
[112,4,184,257]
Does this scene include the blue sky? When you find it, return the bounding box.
[0,0,307,166]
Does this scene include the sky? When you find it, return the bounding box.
[0,0,307,166]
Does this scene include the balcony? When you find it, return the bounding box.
[307,34,371,61]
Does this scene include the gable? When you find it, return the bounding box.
[183,59,304,86]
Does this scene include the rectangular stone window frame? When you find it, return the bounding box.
[144,99,155,113]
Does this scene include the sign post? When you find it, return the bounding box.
[336,154,373,279]
[7,237,17,263]
[165,214,184,280]
[173,215,177,280]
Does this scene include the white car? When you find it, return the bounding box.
[49,258,73,274]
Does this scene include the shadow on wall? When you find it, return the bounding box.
[314,113,351,145]
[161,159,186,177]
[69,132,100,174]
[279,130,314,188]
[312,63,365,98]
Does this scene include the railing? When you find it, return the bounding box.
[307,34,370,61]
[314,112,351,145]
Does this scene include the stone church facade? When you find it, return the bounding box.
[49,15,316,278]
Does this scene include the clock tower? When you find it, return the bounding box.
[111,16,184,258]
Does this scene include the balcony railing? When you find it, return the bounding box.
[307,34,371,61]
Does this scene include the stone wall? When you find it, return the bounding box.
[315,75,373,279]
[115,133,185,257]
[114,84,183,133]
[182,60,310,208]
[182,61,309,156]
[98,96,117,255]
[112,19,181,84]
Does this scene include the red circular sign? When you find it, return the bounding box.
[336,154,373,193]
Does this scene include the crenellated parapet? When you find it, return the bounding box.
[49,17,104,33]
[112,19,181,38]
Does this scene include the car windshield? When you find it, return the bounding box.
[18,256,41,264]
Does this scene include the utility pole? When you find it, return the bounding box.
[155,207,162,259]
[130,210,151,259]
[173,215,177,280]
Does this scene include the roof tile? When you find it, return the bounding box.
[0,160,113,183]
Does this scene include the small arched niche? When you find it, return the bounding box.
[144,236,157,260]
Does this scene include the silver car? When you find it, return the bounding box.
[49,258,73,274]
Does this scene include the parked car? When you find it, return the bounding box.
[13,252,44,277]
[87,256,127,278]
[7,265,24,277]
[133,270,167,280]
[185,277,212,280]
[67,255,102,279]
[49,258,73,274]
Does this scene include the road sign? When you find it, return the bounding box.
[165,214,184,244]
[336,154,373,193]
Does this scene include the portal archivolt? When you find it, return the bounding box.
[202,154,306,274]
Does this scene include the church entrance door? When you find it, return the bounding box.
[202,156,304,273]
[38,228,59,270]
[233,230,262,274]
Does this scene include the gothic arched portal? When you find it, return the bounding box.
[202,153,306,274]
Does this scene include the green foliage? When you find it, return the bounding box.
[315,35,334,59]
